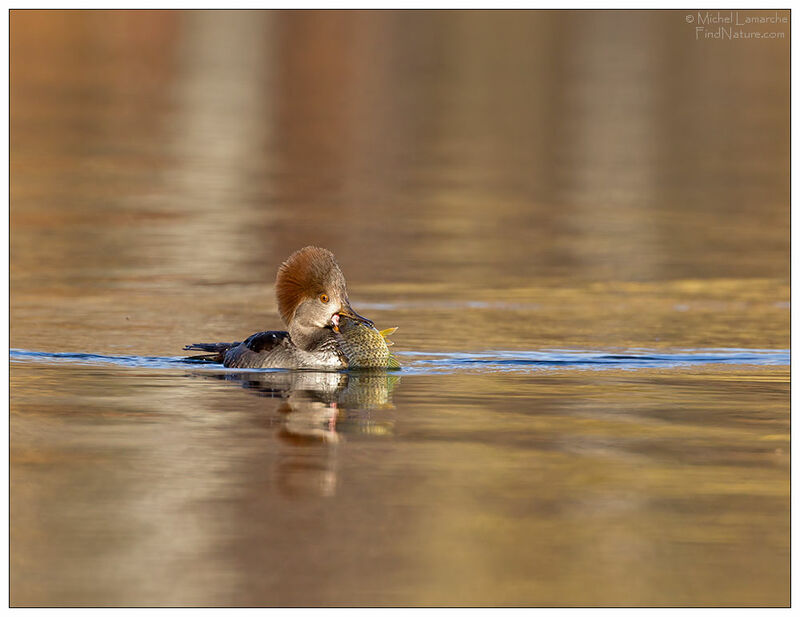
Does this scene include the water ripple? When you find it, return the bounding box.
[394,348,789,374]
[10,347,789,374]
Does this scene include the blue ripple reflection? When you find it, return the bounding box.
[10,347,790,375]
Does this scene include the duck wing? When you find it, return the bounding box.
[183,341,239,363]
[183,331,290,364]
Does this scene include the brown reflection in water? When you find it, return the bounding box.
[219,369,399,498]
[10,364,788,606]
[10,364,402,606]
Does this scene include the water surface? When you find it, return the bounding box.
[10,9,789,607]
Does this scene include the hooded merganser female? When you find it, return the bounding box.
[184,246,381,369]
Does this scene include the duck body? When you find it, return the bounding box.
[185,330,345,369]
[183,246,398,370]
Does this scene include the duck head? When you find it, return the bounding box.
[276,246,372,350]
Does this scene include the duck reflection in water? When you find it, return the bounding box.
[195,369,401,497]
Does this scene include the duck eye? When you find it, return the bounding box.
[319,294,329,304]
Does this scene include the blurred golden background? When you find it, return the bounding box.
[10,10,789,607]
[11,9,789,354]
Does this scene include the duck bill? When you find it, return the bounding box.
[337,304,374,328]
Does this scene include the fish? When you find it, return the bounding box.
[336,316,400,369]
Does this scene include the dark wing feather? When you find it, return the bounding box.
[183,341,239,363]
[223,331,292,368]
[184,331,291,366]
[243,331,290,353]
